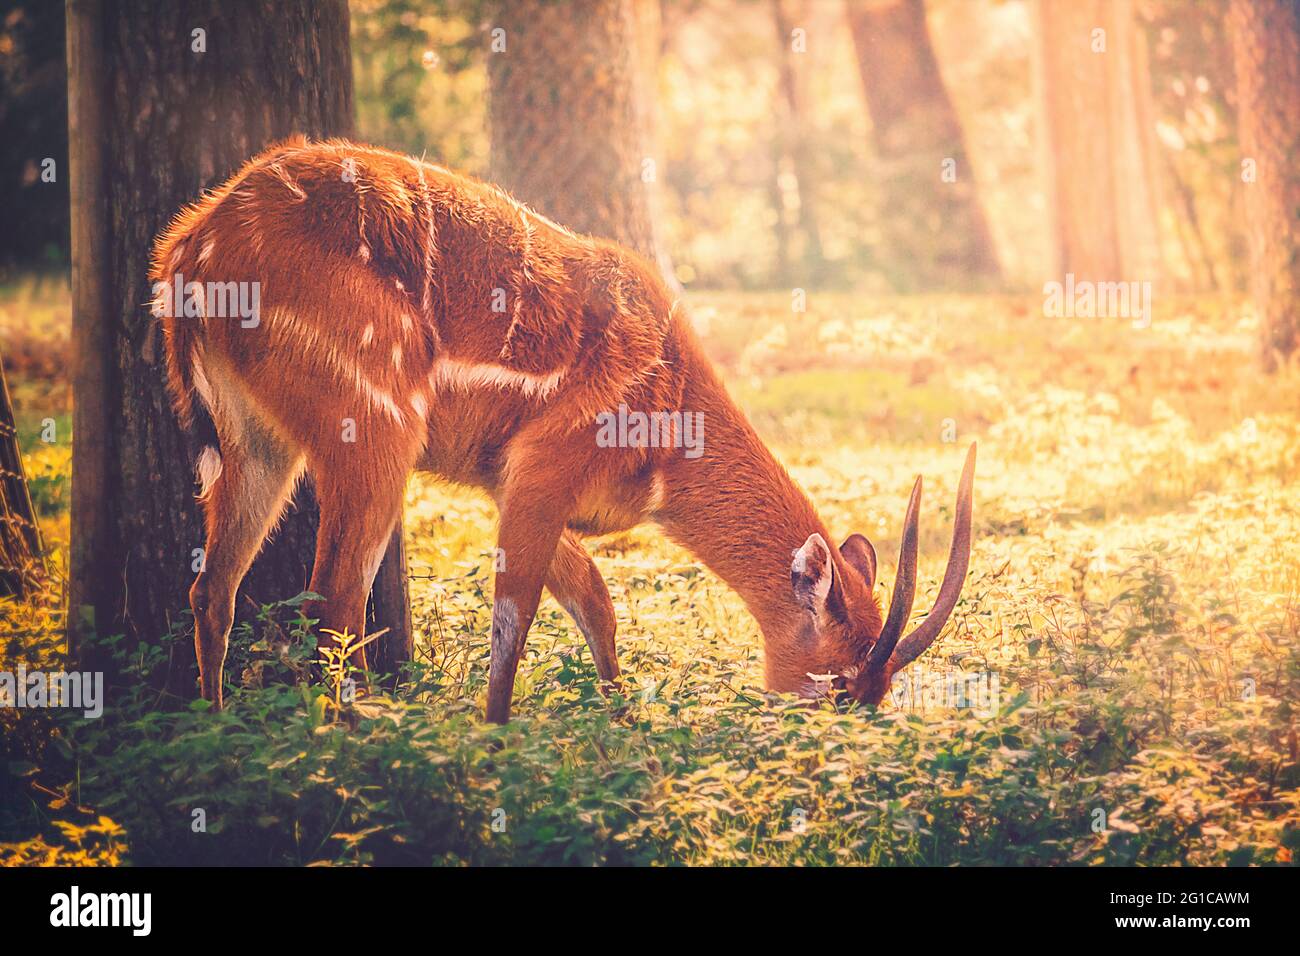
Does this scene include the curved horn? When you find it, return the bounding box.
[865,474,922,671]
[887,442,976,671]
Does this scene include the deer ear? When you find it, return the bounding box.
[840,533,877,590]
[792,533,835,615]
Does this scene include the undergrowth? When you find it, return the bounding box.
[2,290,1297,865]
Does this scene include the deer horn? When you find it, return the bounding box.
[865,473,922,671]
[886,442,976,672]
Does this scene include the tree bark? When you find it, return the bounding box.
[486,0,675,281]
[66,0,410,693]
[845,0,1000,289]
[1228,0,1300,370]
[1034,0,1163,283]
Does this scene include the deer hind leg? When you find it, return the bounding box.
[191,421,304,708]
[303,447,414,676]
[546,531,619,686]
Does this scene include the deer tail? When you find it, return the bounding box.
[150,207,223,499]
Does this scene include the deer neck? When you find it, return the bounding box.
[654,358,832,651]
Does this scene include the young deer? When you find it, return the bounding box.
[151,138,975,723]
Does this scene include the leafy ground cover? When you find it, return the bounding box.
[2,284,1297,864]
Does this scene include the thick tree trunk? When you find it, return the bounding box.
[66,0,410,693]
[1228,0,1300,370]
[1034,0,1163,283]
[845,0,1000,288]
[486,0,675,281]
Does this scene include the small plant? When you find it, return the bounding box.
[316,627,384,719]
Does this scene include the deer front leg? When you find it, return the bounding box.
[486,460,579,724]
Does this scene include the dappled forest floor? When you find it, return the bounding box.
[2,282,1298,864]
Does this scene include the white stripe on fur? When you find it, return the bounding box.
[428,356,565,400]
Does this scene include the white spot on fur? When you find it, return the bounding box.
[401,313,414,336]
[358,243,371,262]
[168,238,189,276]
[361,323,375,348]
[410,393,428,418]
[199,238,215,266]
[391,344,403,370]
[393,278,405,292]
[429,356,565,400]
[196,446,223,500]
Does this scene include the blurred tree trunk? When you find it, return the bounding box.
[845,0,1000,289]
[1034,0,1162,283]
[1228,0,1300,370]
[0,0,69,274]
[66,0,410,693]
[772,0,826,286]
[487,0,676,284]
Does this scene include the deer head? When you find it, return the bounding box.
[789,442,976,707]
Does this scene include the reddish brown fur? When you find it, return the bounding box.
[152,138,961,721]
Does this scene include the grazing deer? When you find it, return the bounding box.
[151,138,975,723]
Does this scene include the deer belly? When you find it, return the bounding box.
[416,398,515,489]
[567,470,663,536]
